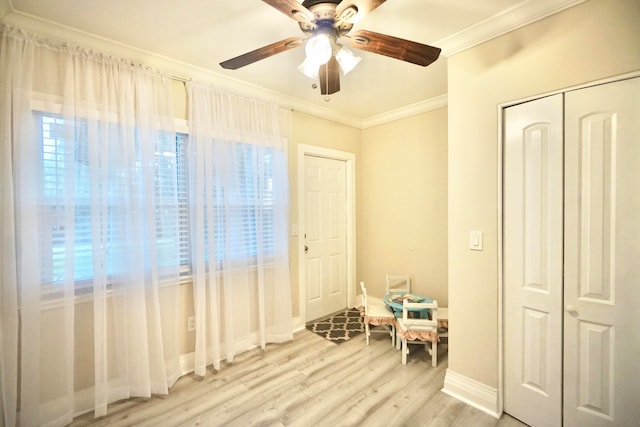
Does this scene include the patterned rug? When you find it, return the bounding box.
[306,308,364,344]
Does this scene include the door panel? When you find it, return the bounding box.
[503,94,564,427]
[306,186,322,303]
[564,77,640,427]
[304,154,347,321]
[504,77,640,426]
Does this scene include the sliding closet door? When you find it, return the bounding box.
[503,94,564,427]
[563,77,640,427]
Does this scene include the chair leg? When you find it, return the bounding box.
[365,323,370,345]
[401,338,408,365]
[432,341,438,367]
[390,325,396,347]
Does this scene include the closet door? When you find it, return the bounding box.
[503,94,564,427]
[563,77,640,426]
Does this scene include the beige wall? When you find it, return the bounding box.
[359,109,448,303]
[447,0,640,388]
[0,0,9,19]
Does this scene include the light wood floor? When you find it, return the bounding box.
[70,327,528,426]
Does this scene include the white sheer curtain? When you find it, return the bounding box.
[0,25,181,426]
[187,83,293,375]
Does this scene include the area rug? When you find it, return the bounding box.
[306,308,364,344]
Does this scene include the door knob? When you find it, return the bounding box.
[566,305,579,317]
[305,245,308,253]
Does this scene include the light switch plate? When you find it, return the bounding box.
[469,230,483,251]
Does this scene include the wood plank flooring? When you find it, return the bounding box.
[70,328,528,426]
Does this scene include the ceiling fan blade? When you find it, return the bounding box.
[348,29,441,67]
[336,0,386,23]
[220,37,304,70]
[319,56,340,95]
[262,0,315,24]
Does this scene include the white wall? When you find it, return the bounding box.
[447,0,640,394]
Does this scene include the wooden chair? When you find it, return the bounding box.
[396,300,440,366]
[385,274,431,319]
[359,282,396,346]
[385,274,411,294]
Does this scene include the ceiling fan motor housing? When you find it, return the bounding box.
[301,0,341,8]
[298,1,354,36]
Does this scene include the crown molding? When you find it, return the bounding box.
[436,0,586,57]
[2,9,364,128]
[364,0,586,126]
[2,0,586,129]
[361,94,448,129]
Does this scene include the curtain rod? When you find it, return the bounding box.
[171,74,191,83]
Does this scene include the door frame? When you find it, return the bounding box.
[497,70,640,419]
[297,144,356,326]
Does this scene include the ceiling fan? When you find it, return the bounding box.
[219,0,441,96]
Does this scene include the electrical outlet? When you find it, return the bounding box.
[187,316,196,332]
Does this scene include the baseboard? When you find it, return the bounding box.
[292,315,305,332]
[442,369,500,418]
[179,352,196,376]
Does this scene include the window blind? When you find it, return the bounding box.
[37,112,277,287]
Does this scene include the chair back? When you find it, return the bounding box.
[401,300,438,331]
[386,274,411,294]
[359,281,368,316]
[398,299,440,366]
[360,281,396,346]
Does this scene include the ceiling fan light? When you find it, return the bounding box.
[335,46,361,75]
[298,57,319,80]
[305,33,332,65]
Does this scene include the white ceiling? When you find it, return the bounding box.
[3,0,583,122]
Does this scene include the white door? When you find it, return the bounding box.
[563,77,640,427]
[503,94,564,427]
[503,77,640,426]
[304,154,347,321]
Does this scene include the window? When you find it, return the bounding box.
[37,112,188,285]
[37,112,277,286]
[208,142,275,264]
[157,132,191,277]
[39,114,93,284]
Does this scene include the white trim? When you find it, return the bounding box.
[436,0,586,57]
[496,100,505,417]
[499,70,640,110]
[442,369,500,418]
[179,352,196,377]
[292,104,362,130]
[361,95,448,129]
[296,144,356,329]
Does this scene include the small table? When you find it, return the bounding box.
[383,292,433,318]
